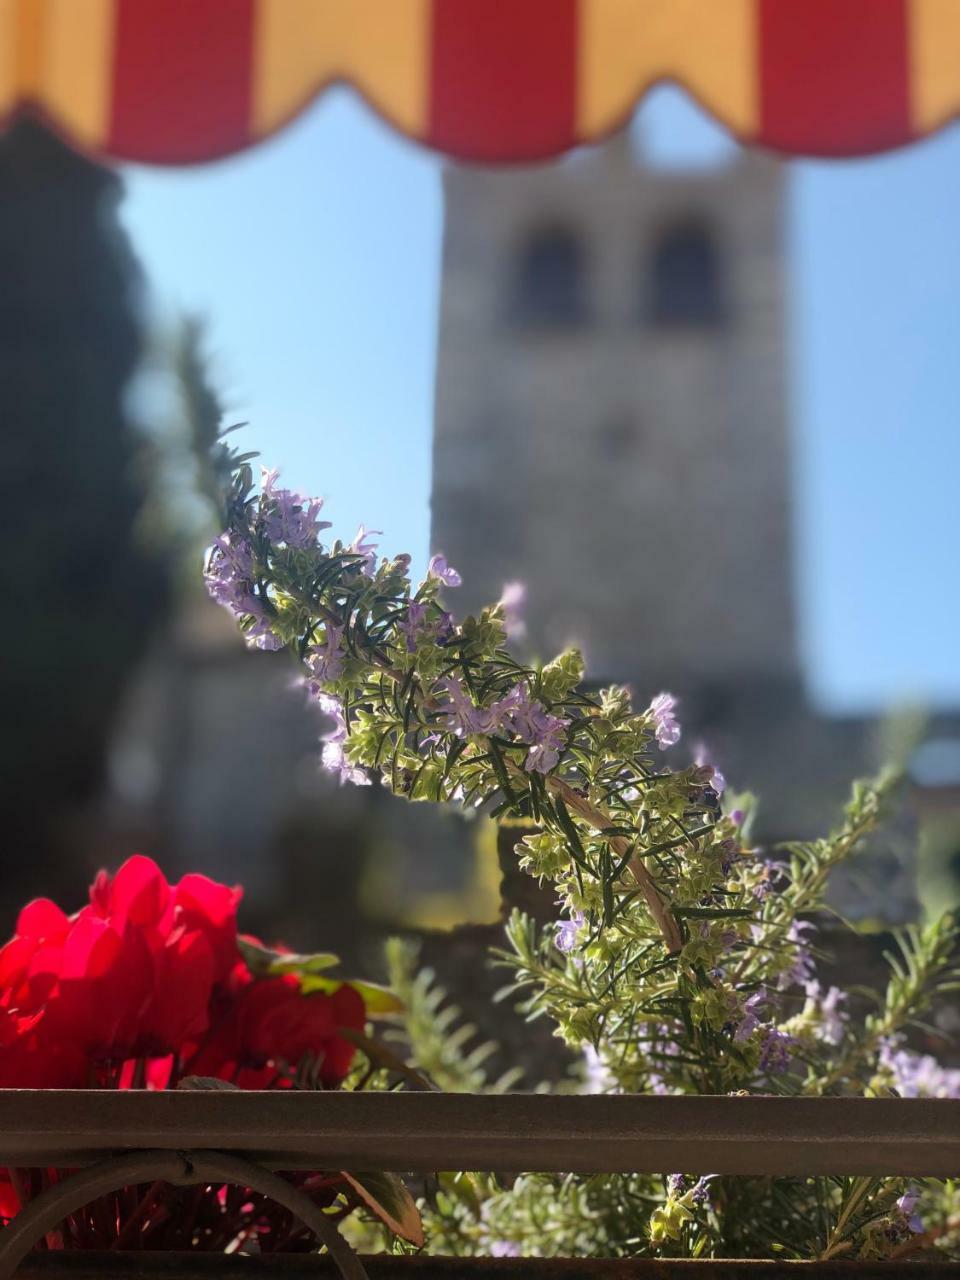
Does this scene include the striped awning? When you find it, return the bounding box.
[2,0,958,165]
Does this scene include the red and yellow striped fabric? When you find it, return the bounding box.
[1,0,959,164]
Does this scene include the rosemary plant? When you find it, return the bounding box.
[207,461,960,1262]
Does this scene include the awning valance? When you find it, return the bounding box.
[1,0,957,165]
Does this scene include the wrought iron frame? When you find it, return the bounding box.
[1,1092,958,1277]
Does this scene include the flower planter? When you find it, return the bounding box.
[2,1093,959,1278]
[12,1252,960,1277]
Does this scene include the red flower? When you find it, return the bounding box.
[0,856,379,1255]
[172,873,243,986]
[0,855,364,1091]
[0,1006,86,1089]
[190,974,364,1086]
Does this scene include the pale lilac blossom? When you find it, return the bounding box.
[436,675,498,737]
[499,580,527,640]
[778,920,816,990]
[348,526,381,576]
[694,741,726,795]
[758,1026,794,1074]
[648,692,681,748]
[243,616,284,651]
[734,992,768,1044]
[204,534,284,649]
[555,910,585,954]
[488,1241,521,1258]
[427,554,462,587]
[895,1188,924,1235]
[397,602,429,652]
[692,1176,716,1206]
[802,981,847,1046]
[316,693,370,787]
[306,623,345,683]
[582,1043,614,1093]
[495,683,569,774]
[397,602,453,653]
[204,533,257,615]
[666,1174,714,1205]
[260,468,330,548]
[879,1039,960,1098]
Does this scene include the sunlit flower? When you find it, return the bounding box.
[648,692,681,748]
[427,554,462,587]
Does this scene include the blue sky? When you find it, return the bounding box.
[120,86,959,715]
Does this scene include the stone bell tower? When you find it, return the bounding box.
[431,136,795,696]
[430,136,903,877]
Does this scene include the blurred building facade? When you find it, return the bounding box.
[431,137,925,918]
[80,135,960,944]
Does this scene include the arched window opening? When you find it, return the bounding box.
[648,221,725,326]
[511,227,586,327]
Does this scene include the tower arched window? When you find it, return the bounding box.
[648,221,725,326]
[511,227,586,327]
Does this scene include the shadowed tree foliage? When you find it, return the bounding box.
[0,119,169,906]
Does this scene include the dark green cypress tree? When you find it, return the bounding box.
[0,119,169,908]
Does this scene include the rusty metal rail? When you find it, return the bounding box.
[13,1254,960,1278]
[2,1093,959,1277]
[1,1092,959,1178]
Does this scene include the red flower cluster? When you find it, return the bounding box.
[0,855,365,1090]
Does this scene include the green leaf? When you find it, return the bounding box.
[436,1170,483,1217]
[340,1170,424,1246]
[238,936,342,977]
[339,1027,436,1091]
[552,796,592,874]
[299,974,404,1015]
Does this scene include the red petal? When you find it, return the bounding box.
[16,898,70,942]
[107,855,171,927]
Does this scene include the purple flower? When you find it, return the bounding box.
[204,533,257,613]
[803,981,847,1046]
[694,741,726,795]
[397,602,453,653]
[348,525,381,576]
[758,1026,794,1074]
[316,693,370,787]
[243,616,284,651]
[427,554,462,587]
[260,468,330,548]
[499,580,527,640]
[582,1043,613,1093]
[666,1173,715,1205]
[690,1175,716,1206]
[879,1040,960,1099]
[734,992,767,1044]
[436,675,498,737]
[494,683,569,775]
[555,910,585,954]
[306,623,345,684]
[204,534,285,649]
[488,1241,521,1258]
[778,920,816,991]
[895,1188,924,1235]
[397,602,429,652]
[648,692,681,748]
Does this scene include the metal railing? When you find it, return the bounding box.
[1,1092,958,1278]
